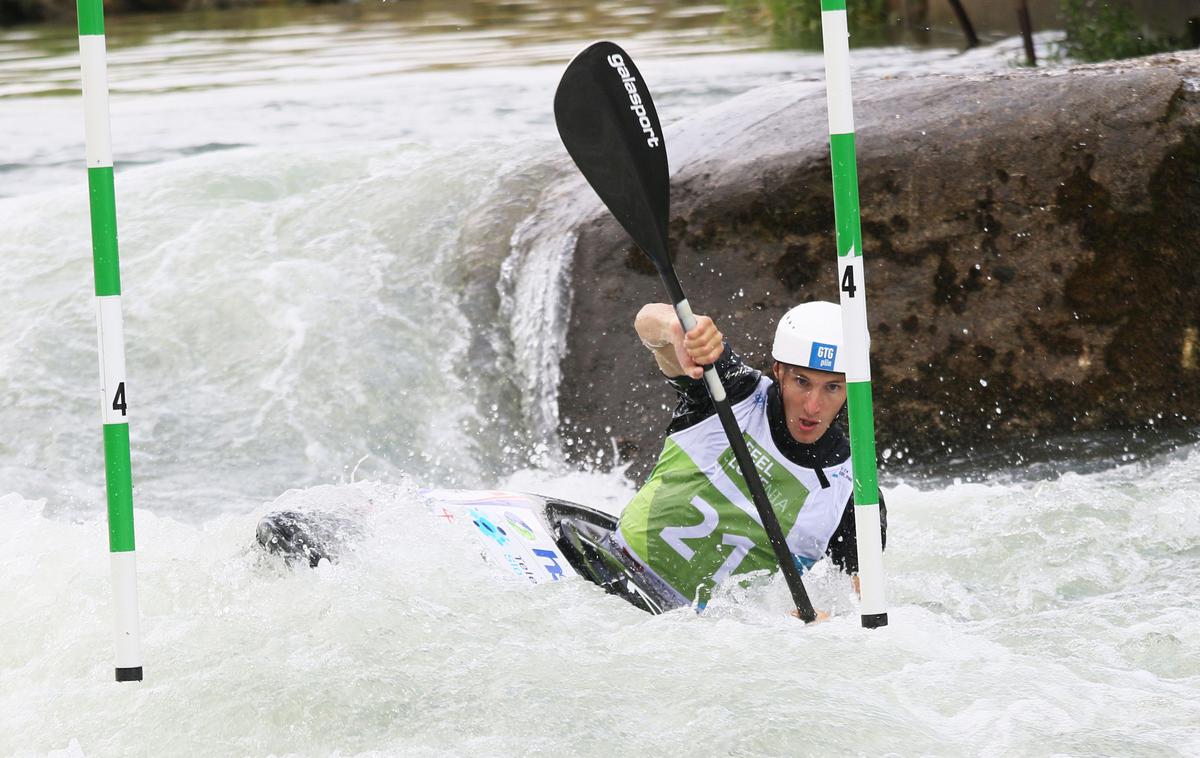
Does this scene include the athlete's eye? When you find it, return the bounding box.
[826,384,842,394]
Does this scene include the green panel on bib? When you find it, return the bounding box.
[619,448,670,560]
[716,435,809,528]
[821,0,847,11]
[621,436,813,605]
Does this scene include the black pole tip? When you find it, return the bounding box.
[861,612,889,629]
[115,666,143,682]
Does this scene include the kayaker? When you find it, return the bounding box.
[610,300,887,610]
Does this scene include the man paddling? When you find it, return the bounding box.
[610,300,886,611]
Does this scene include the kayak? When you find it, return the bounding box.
[255,488,674,613]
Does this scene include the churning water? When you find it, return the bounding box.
[1,3,1196,755]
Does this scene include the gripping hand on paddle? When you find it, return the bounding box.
[635,303,724,380]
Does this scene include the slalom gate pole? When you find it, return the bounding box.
[819,0,888,628]
[77,0,144,680]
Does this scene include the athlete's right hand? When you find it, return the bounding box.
[675,315,723,379]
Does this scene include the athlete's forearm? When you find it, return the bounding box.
[635,303,685,376]
[635,303,723,379]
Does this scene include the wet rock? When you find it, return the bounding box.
[527,51,1200,477]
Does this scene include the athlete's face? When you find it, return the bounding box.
[772,362,846,444]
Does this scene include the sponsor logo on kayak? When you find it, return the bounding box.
[533,548,566,581]
[810,341,837,371]
[504,511,537,541]
[606,53,662,149]
[505,554,539,584]
[469,508,509,546]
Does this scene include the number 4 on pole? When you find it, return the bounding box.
[112,382,127,416]
[840,262,857,298]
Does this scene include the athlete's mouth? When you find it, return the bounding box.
[796,418,820,431]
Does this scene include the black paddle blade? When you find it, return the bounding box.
[554,41,671,268]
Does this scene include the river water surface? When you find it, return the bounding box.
[1,2,1197,756]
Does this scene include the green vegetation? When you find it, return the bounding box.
[726,0,890,48]
[1058,0,1187,62]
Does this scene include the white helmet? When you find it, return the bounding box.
[771,301,844,373]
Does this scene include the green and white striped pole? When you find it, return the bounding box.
[819,0,888,629]
[77,0,143,681]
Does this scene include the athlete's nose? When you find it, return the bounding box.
[802,388,822,416]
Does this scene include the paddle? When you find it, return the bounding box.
[553,41,818,623]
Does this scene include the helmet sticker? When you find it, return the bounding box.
[809,342,838,371]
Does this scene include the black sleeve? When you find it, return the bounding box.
[825,491,887,575]
[664,343,761,434]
